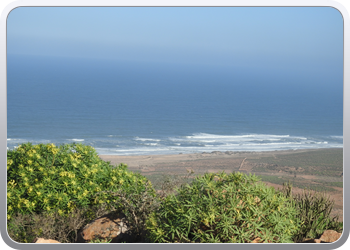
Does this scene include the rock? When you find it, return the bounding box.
[319,230,342,243]
[34,238,60,243]
[77,211,129,243]
[301,230,342,243]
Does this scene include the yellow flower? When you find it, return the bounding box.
[7,159,13,165]
[27,160,32,165]
[8,180,16,187]
[36,191,42,196]
[7,214,11,220]
[7,192,11,198]
[202,218,209,227]
[36,154,41,159]
[8,205,12,211]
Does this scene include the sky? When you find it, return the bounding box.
[6,7,343,79]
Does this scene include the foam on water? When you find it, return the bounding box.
[6,133,343,156]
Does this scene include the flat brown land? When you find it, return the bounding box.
[100,148,343,221]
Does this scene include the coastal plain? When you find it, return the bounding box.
[100,148,343,221]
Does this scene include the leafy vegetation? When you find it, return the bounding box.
[146,172,300,243]
[7,143,343,243]
[281,182,342,242]
[7,142,155,242]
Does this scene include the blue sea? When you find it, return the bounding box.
[7,54,343,155]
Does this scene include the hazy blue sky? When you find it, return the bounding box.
[7,7,343,74]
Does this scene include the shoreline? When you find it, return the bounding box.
[99,147,342,169]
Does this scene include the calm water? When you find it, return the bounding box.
[7,54,343,155]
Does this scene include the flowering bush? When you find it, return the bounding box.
[7,142,154,220]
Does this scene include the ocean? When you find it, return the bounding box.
[7,54,343,155]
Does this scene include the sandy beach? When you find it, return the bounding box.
[100,148,343,221]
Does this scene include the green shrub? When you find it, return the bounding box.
[7,206,95,243]
[97,180,161,242]
[146,171,300,243]
[7,142,154,229]
[281,182,343,242]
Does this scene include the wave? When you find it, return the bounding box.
[68,139,85,142]
[144,143,158,146]
[330,135,343,139]
[182,133,306,140]
[6,132,343,155]
[134,137,161,142]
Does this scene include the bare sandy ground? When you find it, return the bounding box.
[100,150,313,173]
[100,149,343,221]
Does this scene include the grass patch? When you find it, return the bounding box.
[249,149,343,177]
[257,175,337,192]
[329,182,343,188]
